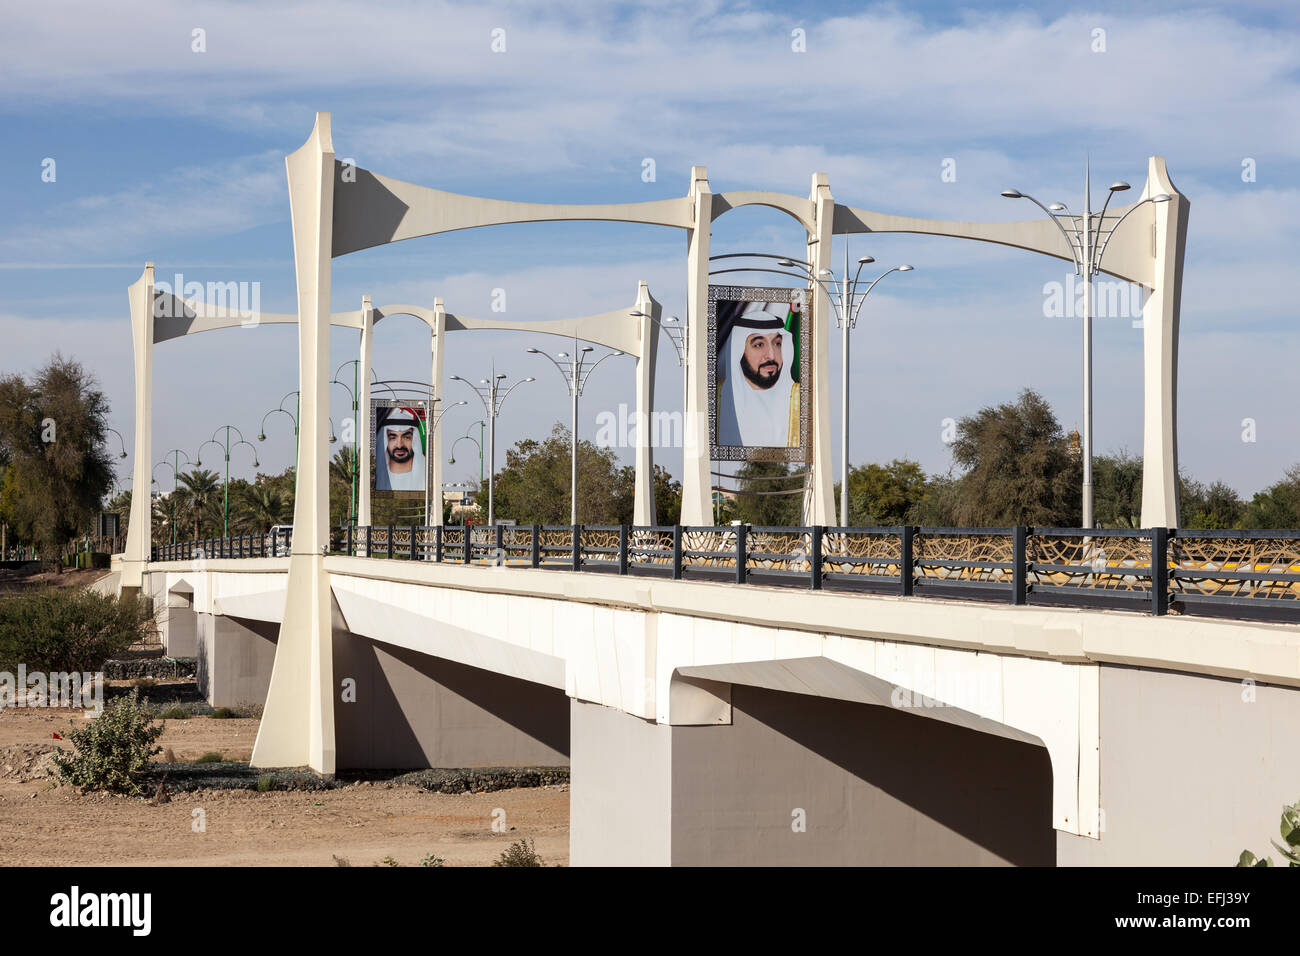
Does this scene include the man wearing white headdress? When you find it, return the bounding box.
[716,301,799,448]
[376,411,427,491]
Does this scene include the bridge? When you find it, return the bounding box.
[129,523,1300,866]
[105,112,1297,866]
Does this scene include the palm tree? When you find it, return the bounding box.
[236,483,290,533]
[175,469,222,541]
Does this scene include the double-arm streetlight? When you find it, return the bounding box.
[258,391,337,465]
[630,310,687,413]
[332,360,361,525]
[1002,163,1171,528]
[449,367,533,527]
[152,447,192,544]
[527,340,626,525]
[769,251,914,526]
[448,420,486,488]
[196,425,259,537]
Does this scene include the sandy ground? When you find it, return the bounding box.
[0,705,570,867]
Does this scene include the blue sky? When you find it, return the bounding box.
[1,0,1297,500]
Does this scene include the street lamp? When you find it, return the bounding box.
[631,310,687,414]
[449,366,533,527]
[781,251,915,526]
[332,360,361,526]
[527,339,626,525]
[104,427,129,460]
[259,391,337,459]
[1003,163,1171,528]
[196,425,259,537]
[154,447,192,544]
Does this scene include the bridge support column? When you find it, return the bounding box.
[632,281,658,525]
[159,585,197,658]
[680,167,713,525]
[430,298,447,526]
[196,613,278,709]
[252,112,337,775]
[1139,157,1189,529]
[804,174,836,526]
[571,684,1055,866]
[358,296,373,528]
[121,263,155,596]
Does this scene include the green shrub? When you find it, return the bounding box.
[255,774,276,792]
[0,587,154,673]
[157,707,189,720]
[492,837,543,867]
[420,854,446,867]
[1237,799,1300,867]
[52,689,163,795]
[209,707,236,719]
[194,751,224,763]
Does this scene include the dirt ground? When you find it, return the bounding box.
[0,705,570,867]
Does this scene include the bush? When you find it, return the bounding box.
[157,707,189,720]
[52,689,163,795]
[492,837,543,867]
[1237,799,1300,867]
[194,751,224,763]
[0,587,154,673]
[209,707,236,719]
[420,854,446,867]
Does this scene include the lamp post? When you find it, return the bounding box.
[332,360,360,526]
[449,420,486,488]
[449,366,533,527]
[527,339,625,525]
[631,310,687,414]
[154,448,191,544]
[104,427,129,461]
[259,392,337,464]
[1002,163,1171,528]
[196,425,259,537]
[775,252,914,527]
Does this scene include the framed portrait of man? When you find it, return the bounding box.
[372,399,430,498]
[708,284,811,462]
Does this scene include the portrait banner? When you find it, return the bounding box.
[708,284,811,462]
[372,399,430,498]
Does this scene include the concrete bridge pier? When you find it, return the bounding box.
[330,632,569,770]
[570,683,1056,867]
[195,613,278,710]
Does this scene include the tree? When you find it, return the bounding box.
[728,461,803,526]
[651,465,682,526]
[842,458,928,526]
[1181,476,1246,530]
[947,389,1081,527]
[1093,451,1144,529]
[174,469,222,540]
[0,356,115,566]
[236,482,291,533]
[492,424,633,525]
[1242,465,1300,530]
[329,446,358,526]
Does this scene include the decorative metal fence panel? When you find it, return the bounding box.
[148,524,1300,623]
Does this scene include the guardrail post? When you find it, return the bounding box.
[735,524,748,585]
[572,524,581,572]
[435,526,443,563]
[386,523,394,559]
[672,525,683,580]
[1151,527,1169,616]
[364,525,371,559]
[464,526,473,564]
[1012,525,1027,605]
[618,524,629,575]
[531,525,541,568]
[345,524,353,557]
[810,525,823,590]
[410,523,419,560]
[901,525,915,597]
[495,523,504,564]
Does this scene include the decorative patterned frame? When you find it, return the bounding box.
[708,284,812,463]
[370,397,431,500]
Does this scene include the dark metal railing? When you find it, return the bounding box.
[149,524,1300,622]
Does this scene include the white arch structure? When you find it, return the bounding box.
[120,271,657,594]
[123,112,1186,773]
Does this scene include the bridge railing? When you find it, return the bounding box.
[149,523,1300,623]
